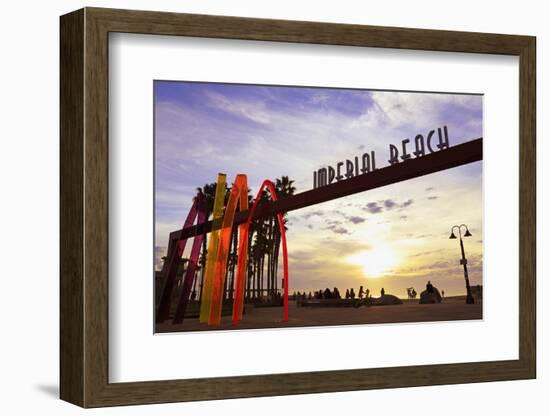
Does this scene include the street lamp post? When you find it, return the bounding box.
[449,224,475,304]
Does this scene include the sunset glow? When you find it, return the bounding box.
[346,245,400,279]
[154,81,483,299]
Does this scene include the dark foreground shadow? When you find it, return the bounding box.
[35,384,59,399]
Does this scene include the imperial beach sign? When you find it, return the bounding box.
[313,125,450,189]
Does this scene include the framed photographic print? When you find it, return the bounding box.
[60,7,536,407]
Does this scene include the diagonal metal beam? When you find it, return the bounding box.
[169,137,482,241]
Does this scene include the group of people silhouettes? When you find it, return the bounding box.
[293,283,444,302]
[291,282,446,303]
[292,285,384,301]
[346,286,375,299]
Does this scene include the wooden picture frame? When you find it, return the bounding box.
[60,7,536,408]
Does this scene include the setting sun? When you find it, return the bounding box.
[346,246,400,278]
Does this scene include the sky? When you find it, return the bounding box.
[154,81,483,298]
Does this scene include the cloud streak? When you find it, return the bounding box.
[362,198,414,214]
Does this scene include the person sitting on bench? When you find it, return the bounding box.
[426,281,434,294]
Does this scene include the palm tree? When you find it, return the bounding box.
[254,230,269,300]
[271,176,296,296]
[224,224,239,300]
[242,177,296,302]
[245,190,255,301]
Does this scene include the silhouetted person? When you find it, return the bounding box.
[358,286,364,299]
[333,287,341,299]
[345,289,350,299]
[308,292,312,300]
[324,288,332,299]
[426,281,434,294]
[366,288,370,298]
[350,288,356,299]
[380,287,385,296]
[441,289,445,298]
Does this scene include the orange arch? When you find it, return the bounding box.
[208,175,249,326]
[233,179,289,325]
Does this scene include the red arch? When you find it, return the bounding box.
[233,180,289,325]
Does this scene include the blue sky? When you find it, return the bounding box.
[154,81,483,297]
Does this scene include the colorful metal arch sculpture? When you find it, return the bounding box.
[157,174,289,327]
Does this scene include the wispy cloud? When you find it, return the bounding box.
[327,226,349,234]
[346,215,366,224]
[365,202,383,214]
[362,198,414,214]
[205,90,272,124]
[302,210,326,220]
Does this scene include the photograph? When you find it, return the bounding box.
[153,81,483,333]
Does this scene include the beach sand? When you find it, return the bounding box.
[156,296,482,333]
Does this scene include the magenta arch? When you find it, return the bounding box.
[156,193,208,324]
